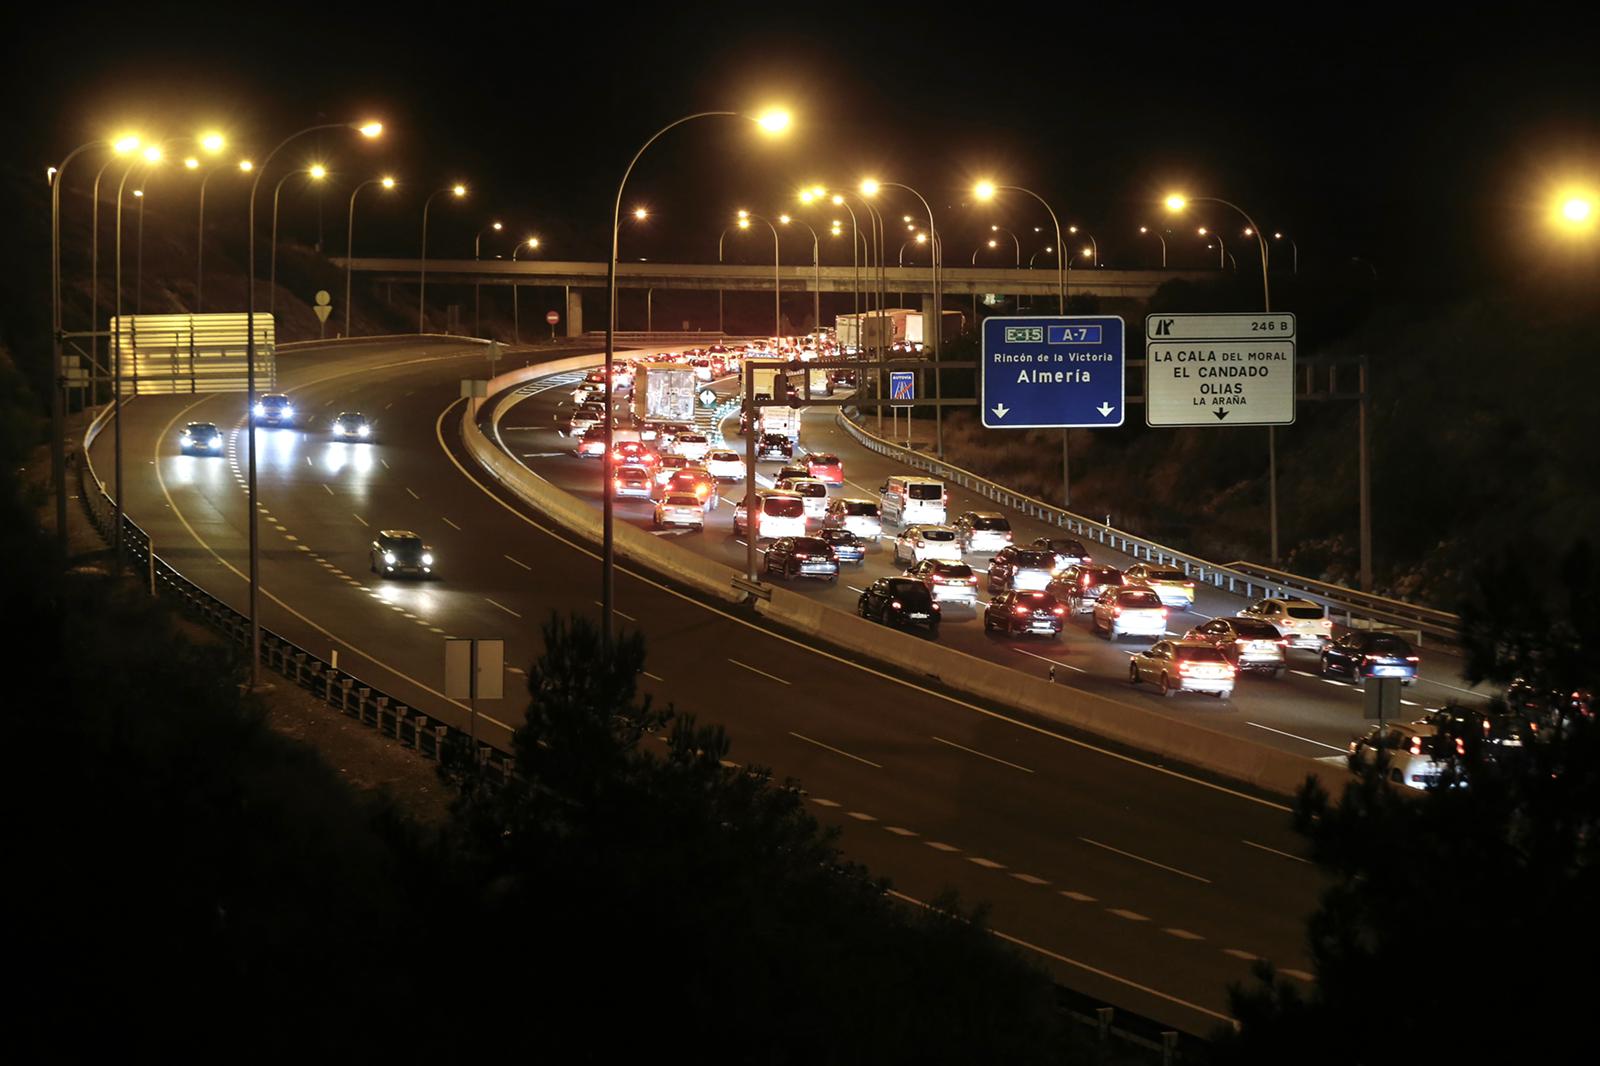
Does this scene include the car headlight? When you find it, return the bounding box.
[179,432,191,441]
[210,438,222,449]
[356,424,370,438]
[421,552,433,566]
[383,552,396,564]
[281,405,294,417]
[254,403,266,416]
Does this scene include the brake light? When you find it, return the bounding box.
[1082,576,1091,586]
[1409,737,1422,755]
[1113,606,1122,617]
[890,600,902,609]
[1406,656,1419,662]
[795,553,809,560]
[1455,738,1465,756]
[1014,605,1030,615]
[1052,606,1065,616]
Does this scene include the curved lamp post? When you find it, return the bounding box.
[973,181,1064,312]
[344,175,396,337]
[474,219,502,337]
[269,163,327,319]
[510,236,539,343]
[1138,225,1168,268]
[418,183,466,332]
[864,177,945,455]
[778,213,821,336]
[197,155,251,313]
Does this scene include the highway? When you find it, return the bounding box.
[104,337,1335,1035]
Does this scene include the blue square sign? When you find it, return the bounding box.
[981,315,1125,428]
[889,370,915,401]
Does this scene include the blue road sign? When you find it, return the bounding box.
[889,370,916,401]
[981,315,1126,428]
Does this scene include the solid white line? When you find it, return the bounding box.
[1011,647,1088,673]
[485,597,522,618]
[788,730,882,768]
[641,670,664,682]
[503,554,532,570]
[1242,839,1312,865]
[1244,720,1350,754]
[322,483,334,495]
[406,487,420,499]
[442,516,461,530]
[1078,836,1213,884]
[353,514,368,527]
[729,658,790,685]
[931,735,1035,773]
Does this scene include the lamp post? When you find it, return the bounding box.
[600,108,790,646]
[245,120,383,687]
[269,163,327,318]
[474,219,502,337]
[419,183,466,332]
[1273,230,1298,274]
[736,211,782,337]
[344,175,395,337]
[864,178,944,455]
[1197,226,1227,270]
[197,156,250,313]
[973,182,1065,313]
[716,224,733,334]
[1029,245,1055,267]
[112,144,163,568]
[1166,192,1278,563]
[1138,226,1168,268]
[778,214,820,336]
[1068,225,1098,266]
[88,147,141,407]
[510,237,539,343]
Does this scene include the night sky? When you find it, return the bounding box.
[12,3,1599,292]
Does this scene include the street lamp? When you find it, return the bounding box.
[973,180,1065,312]
[1067,225,1098,266]
[600,107,791,645]
[778,213,821,336]
[1272,231,1299,274]
[345,175,396,337]
[195,149,250,313]
[1028,245,1055,267]
[511,236,539,343]
[1197,226,1228,270]
[736,212,783,337]
[474,219,503,337]
[244,119,383,687]
[419,183,466,332]
[269,163,327,318]
[1138,225,1168,268]
[864,177,946,455]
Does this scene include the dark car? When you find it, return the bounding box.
[253,393,295,425]
[1320,630,1419,684]
[986,547,1058,593]
[1048,563,1124,615]
[816,528,866,564]
[983,590,1065,639]
[757,433,794,461]
[1183,617,1286,675]
[1421,705,1540,755]
[178,421,223,455]
[369,529,435,578]
[763,536,839,581]
[858,577,940,634]
[1030,536,1091,570]
[331,411,372,441]
[775,464,810,484]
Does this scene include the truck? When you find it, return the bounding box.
[744,359,783,401]
[632,362,696,426]
[759,406,801,441]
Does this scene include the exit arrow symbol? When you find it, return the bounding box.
[992,403,1010,420]
[1097,403,1115,418]
[1213,408,1229,421]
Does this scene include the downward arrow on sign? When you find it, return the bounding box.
[1097,403,1115,417]
[992,403,1010,420]
[1213,408,1229,420]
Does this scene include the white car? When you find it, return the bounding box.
[1350,721,1463,790]
[956,511,1013,554]
[1128,640,1236,698]
[654,454,692,488]
[705,449,745,481]
[612,465,653,499]
[775,477,829,520]
[1091,586,1169,640]
[824,497,882,541]
[653,492,705,531]
[1123,563,1197,611]
[1241,596,1332,650]
[892,525,962,565]
[673,432,711,463]
[572,382,603,405]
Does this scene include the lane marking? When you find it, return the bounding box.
[1322,678,1349,687]
[592,600,636,622]
[1222,949,1259,962]
[1245,721,1350,754]
[1107,908,1150,922]
[924,841,961,852]
[788,730,882,768]
[968,856,1006,869]
[931,735,1035,774]
[1242,839,1312,865]
[641,670,663,681]
[728,658,790,685]
[846,811,877,822]
[1289,669,1318,678]
[485,597,522,618]
[1416,676,1485,698]
[884,826,918,837]
[434,394,1293,813]
[1165,928,1205,941]
[380,458,390,469]
[1060,890,1097,903]
[1078,836,1213,884]
[1281,968,1315,982]
[1011,647,1088,673]
[809,797,841,808]
[503,554,532,570]
[1012,873,1049,885]
[442,516,461,530]
[322,483,334,496]
[353,514,368,527]
[406,487,420,499]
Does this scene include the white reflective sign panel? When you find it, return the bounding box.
[1144,313,1296,427]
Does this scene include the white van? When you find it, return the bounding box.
[733,489,807,540]
[879,475,946,529]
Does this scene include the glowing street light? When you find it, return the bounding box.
[345,174,399,336]
[633,206,649,221]
[269,163,329,318]
[474,220,505,337]
[238,159,254,172]
[1137,225,1168,268]
[183,157,200,170]
[200,131,225,154]
[511,236,542,343]
[972,179,1065,313]
[419,182,467,332]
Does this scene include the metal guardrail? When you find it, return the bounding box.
[76,403,511,776]
[834,407,1459,647]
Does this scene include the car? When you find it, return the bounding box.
[858,576,940,634]
[253,393,294,425]
[575,426,609,457]
[1421,705,1539,755]
[1048,563,1124,615]
[672,432,711,462]
[804,452,844,485]
[571,381,603,405]
[904,559,980,605]
[1505,677,1594,729]
[823,497,882,541]
[369,529,435,578]
[733,489,807,540]
[584,369,607,385]
[1182,617,1288,675]
[892,525,962,565]
[983,589,1065,638]
[1091,586,1170,641]
[986,547,1057,593]
[567,403,606,436]
[1241,597,1332,650]
[879,475,946,529]
[1320,630,1420,684]
[653,492,705,531]
[774,463,810,484]
[1029,536,1091,571]
[609,441,658,468]
[654,454,693,488]
[664,467,721,509]
[816,528,866,564]
[763,536,840,581]
[1349,720,1464,790]
[612,464,653,499]
[178,421,224,454]
[954,511,1013,554]
[705,449,745,481]
[774,477,829,521]
[1128,640,1236,698]
[756,433,794,462]
[1122,563,1197,611]
[330,411,373,441]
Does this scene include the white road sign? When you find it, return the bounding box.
[1145,313,1296,426]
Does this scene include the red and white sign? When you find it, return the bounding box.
[545,311,560,325]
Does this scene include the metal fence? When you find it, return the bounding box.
[835,407,1460,647]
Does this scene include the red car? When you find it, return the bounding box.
[609,441,659,467]
[804,452,844,485]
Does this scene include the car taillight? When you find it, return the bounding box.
[1082,575,1091,586]
[1014,605,1030,615]
[1406,656,1419,662]
[890,600,902,609]
[1052,607,1064,615]
[1113,606,1123,616]
[1160,608,1169,618]
[795,553,809,560]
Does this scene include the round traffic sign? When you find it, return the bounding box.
[545,311,560,325]
[314,290,331,306]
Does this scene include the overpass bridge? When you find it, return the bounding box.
[336,257,1209,336]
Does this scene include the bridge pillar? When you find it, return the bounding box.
[565,288,583,337]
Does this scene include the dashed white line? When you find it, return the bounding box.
[353,514,368,527]
[406,487,420,500]
[1222,948,1259,961]
[442,517,461,530]
[641,670,663,682]
[1078,836,1213,884]
[592,600,637,622]
[1322,678,1349,687]
[788,730,882,768]
[484,597,522,618]
[883,826,918,837]
[1245,721,1350,753]
[968,857,1006,869]
[1290,669,1319,678]
[809,797,841,808]
[1281,968,1315,982]
[503,554,531,570]
[1242,839,1312,864]
[931,735,1035,773]
[1011,873,1049,885]
[1060,890,1097,903]
[924,841,961,853]
[380,458,390,469]
[322,483,334,495]
[729,658,790,685]
[846,811,877,822]
[1165,928,1205,941]
[1107,908,1150,922]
